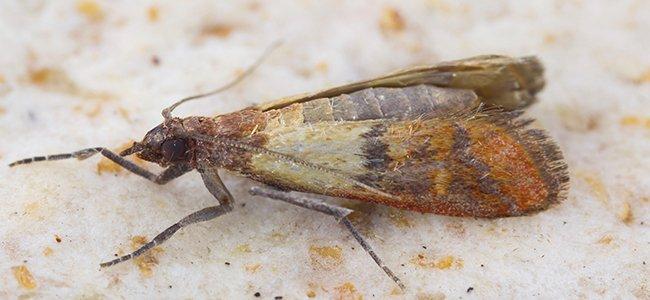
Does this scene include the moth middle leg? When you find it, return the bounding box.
[249,186,405,290]
[100,167,233,267]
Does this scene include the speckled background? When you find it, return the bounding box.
[0,1,648,299]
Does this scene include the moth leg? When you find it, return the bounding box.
[249,186,405,290]
[9,147,191,184]
[100,168,233,268]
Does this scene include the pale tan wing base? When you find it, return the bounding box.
[253,55,544,112]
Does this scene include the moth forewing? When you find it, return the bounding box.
[236,104,568,217]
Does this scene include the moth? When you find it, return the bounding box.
[10,54,569,289]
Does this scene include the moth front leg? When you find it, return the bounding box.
[9,147,191,184]
[100,167,233,267]
[249,186,405,290]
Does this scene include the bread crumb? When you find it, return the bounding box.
[411,253,463,269]
[131,236,163,277]
[76,0,104,21]
[578,172,609,203]
[379,7,405,33]
[29,68,75,91]
[28,67,114,100]
[314,61,329,73]
[201,24,233,38]
[12,265,37,290]
[620,116,650,129]
[618,202,633,224]
[597,235,614,245]
[235,244,252,253]
[245,263,262,273]
[147,6,159,22]
[632,69,650,84]
[543,33,557,45]
[43,247,54,257]
[390,286,404,295]
[309,245,343,270]
[335,282,362,300]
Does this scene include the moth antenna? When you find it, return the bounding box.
[162,40,283,120]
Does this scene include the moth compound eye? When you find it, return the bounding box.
[161,139,187,162]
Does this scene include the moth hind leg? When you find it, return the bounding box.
[249,186,406,290]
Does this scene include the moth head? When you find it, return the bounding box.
[120,120,194,167]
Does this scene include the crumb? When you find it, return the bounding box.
[147,6,159,22]
[117,106,131,122]
[335,282,362,300]
[201,24,233,38]
[411,253,463,269]
[224,261,231,266]
[28,67,113,100]
[597,235,614,245]
[151,55,161,66]
[306,290,316,298]
[309,245,343,270]
[245,264,262,273]
[390,287,404,295]
[543,33,557,45]
[12,265,37,290]
[314,61,329,73]
[131,236,163,277]
[76,0,104,21]
[379,7,406,33]
[618,201,634,224]
[55,235,62,243]
[578,172,609,203]
[467,287,474,293]
[254,292,261,297]
[43,247,53,257]
[234,244,252,253]
[620,116,650,129]
[632,69,650,84]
